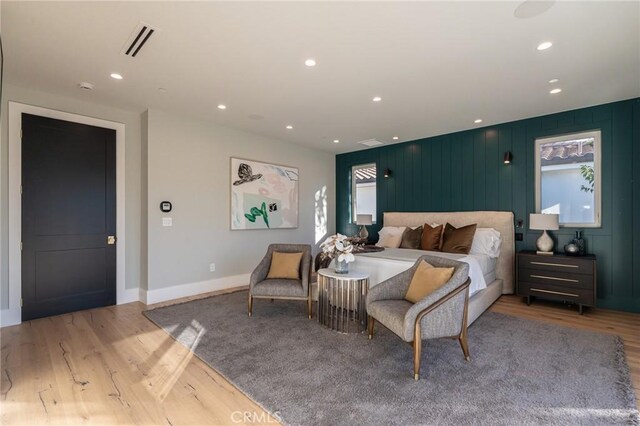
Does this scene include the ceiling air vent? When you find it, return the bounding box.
[358,139,384,147]
[121,22,156,58]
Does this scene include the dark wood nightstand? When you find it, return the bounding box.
[516,250,597,314]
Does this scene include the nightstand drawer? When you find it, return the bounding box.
[518,255,593,275]
[518,282,594,306]
[518,268,593,289]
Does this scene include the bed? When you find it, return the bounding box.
[355,211,515,325]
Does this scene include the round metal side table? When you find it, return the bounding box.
[317,268,369,334]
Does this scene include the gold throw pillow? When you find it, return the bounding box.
[267,252,303,280]
[405,260,455,303]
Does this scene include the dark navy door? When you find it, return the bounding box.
[21,113,116,320]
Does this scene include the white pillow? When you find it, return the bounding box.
[375,226,406,248]
[470,228,502,258]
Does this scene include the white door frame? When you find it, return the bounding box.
[3,101,131,327]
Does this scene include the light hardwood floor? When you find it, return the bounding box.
[1,290,638,425]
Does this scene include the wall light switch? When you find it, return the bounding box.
[210,263,216,272]
[162,217,172,227]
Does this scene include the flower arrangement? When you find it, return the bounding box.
[320,234,355,264]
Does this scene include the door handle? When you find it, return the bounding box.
[530,274,579,283]
[107,236,117,245]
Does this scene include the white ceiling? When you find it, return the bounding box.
[3,1,639,154]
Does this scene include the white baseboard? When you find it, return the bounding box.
[139,288,148,304]
[117,287,140,305]
[0,308,21,328]
[139,274,251,305]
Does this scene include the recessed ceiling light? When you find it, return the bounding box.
[286,125,293,130]
[305,59,316,67]
[392,136,399,140]
[217,104,227,110]
[548,78,559,84]
[158,87,168,93]
[372,96,382,102]
[78,82,95,91]
[549,88,562,94]
[110,73,123,80]
[474,119,483,124]
[333,139,340,144]
[537,41,553,51]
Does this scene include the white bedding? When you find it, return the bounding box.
[475,253,497,285]
[352,248,493,296]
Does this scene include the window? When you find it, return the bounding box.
[351,163,377,223]
[535,130,601,227]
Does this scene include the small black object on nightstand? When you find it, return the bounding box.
[516,250,597,315]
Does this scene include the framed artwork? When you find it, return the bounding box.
[230,157,299,230]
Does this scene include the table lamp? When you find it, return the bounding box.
[529,213,559,255]
[356,214,373,240]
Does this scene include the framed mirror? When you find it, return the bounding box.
[535,130,601,228]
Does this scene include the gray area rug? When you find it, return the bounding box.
[144,291,639,426]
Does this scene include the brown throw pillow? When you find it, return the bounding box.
[267,252,303,279]
[405,260,455,303]
[421,223,443,251]
[400,226,423,249]
[441,223,477,254]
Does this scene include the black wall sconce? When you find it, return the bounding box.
[503,151,513,164]
[383,168,392,178]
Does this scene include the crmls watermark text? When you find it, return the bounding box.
[230,411,282,424]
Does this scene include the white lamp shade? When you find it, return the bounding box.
[356,214,373,225]
[529,213,559,231]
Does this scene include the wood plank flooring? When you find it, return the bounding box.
[1,290,638,425]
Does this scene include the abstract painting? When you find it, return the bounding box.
[230,158,299,230]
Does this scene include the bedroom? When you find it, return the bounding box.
[1,1,639,425]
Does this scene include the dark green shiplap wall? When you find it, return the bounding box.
[336,98,640,312]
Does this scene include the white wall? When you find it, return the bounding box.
[0,84,335,312]
[144,109,335,299]
[0,84,143,312]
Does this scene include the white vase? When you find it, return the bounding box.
[335,259,349,274]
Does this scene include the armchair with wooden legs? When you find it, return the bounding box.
[366,255,471,380]
[248,244,313,318]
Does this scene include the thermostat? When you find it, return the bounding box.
[160,201,172,213]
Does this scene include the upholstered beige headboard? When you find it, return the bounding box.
[384,211,515,293]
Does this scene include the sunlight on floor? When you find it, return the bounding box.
[315,185,328,244]
[145,319,206,402]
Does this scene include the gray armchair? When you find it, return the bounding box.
[248,244,313,318]
[366,255,471,380]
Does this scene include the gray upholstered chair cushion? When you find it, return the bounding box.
[252,279,305,298]
[366,254,470,342]
[367,299,413,339]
